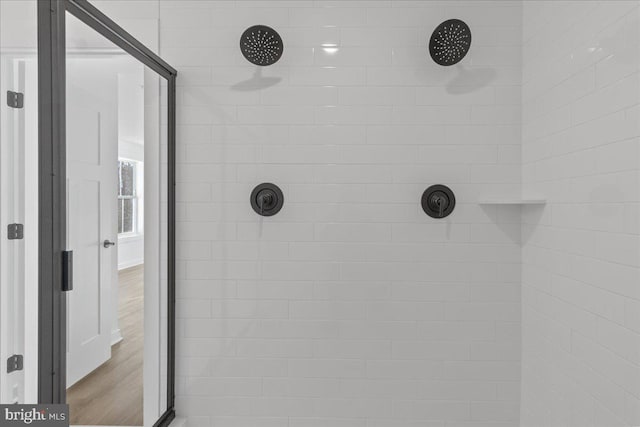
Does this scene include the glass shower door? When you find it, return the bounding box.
[62,3,175,424]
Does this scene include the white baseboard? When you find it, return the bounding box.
[171,418,187,427]
[118,259,144,270]
[111,328,123,346]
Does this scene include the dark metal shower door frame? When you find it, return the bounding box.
[37,1,177,425]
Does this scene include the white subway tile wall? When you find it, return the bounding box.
[161,1,522,426]
[521,2,640,427]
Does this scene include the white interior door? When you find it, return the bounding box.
[66,82,117,387]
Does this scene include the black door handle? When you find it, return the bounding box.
[62,250,73,292]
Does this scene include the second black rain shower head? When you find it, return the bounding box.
[429,19,472,66]
[240,25,284,66]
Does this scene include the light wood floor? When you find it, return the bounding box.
[67,265,144,426]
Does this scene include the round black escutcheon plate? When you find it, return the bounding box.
[251,183,284,217]
[421,184,456,219]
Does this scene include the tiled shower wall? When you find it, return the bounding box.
[520,1,640,426]
[159,2,524,426]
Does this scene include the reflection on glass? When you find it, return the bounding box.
[65,11,169,426]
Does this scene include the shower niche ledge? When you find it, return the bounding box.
[478,198,546,205]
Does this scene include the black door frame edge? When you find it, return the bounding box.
[37,0,66,406]
[37,1,177,424]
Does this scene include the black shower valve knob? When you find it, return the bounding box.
[421,185,456,219]
[256,189,275,214]
[251,183,284,217]
[430,192,449,217]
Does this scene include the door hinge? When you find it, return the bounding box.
[7,224,23,240]
[6,355,23,373]
[6,91,24,109]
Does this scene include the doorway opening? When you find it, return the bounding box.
[63,50,146,426]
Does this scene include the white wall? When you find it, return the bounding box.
[118,72,145,147]
[117,233,144,270]
[0,0,39,404]
[520,2,640,426]
[162,1,523,426]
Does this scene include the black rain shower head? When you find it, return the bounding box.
[429,19,472,66]
[240,25,284,66]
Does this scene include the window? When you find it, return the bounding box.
[118,160,137,234]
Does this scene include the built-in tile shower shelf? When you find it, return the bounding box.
[478,198,546,205]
